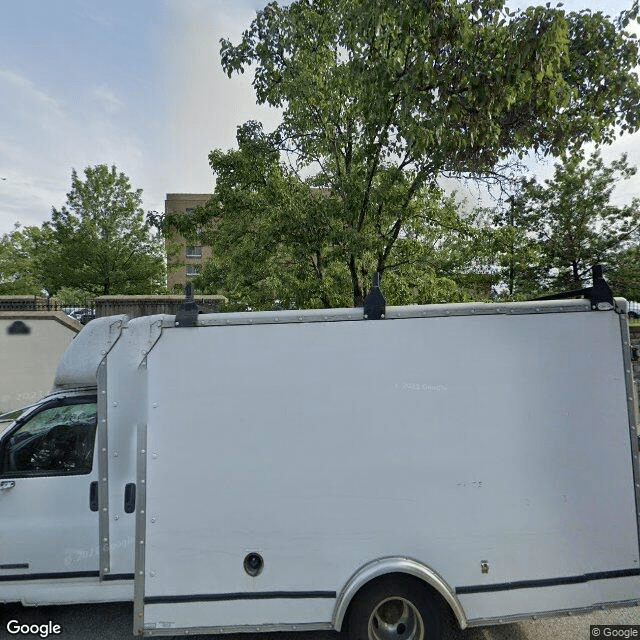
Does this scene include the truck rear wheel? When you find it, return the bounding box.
[344,575,443,640]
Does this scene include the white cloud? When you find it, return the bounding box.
[159,1,283,196]
[0,67,151,234]
[0,68,62,112]
[85,12,114,27]
[92,83,124,114]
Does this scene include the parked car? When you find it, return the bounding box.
[64,307,95,324]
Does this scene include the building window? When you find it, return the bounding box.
[186,265,201,277]
[186,246,202,258]
[185,208,195,213]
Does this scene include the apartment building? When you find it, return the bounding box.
[165,193,212,290]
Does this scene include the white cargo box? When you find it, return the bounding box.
[125,298,640,635]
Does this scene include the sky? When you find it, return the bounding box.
[0,0,638,236]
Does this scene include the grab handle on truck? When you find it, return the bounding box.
[89,481,98,511]
[124,483,136,514]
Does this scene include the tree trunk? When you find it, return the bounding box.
[349,255,364,307]
[572,261,580,288]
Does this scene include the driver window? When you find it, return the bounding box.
[1,402,97,477]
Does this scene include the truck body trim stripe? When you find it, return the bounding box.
[0,571,100,582]
[456,568,640,594]
[103,573,135,581]
[144,591,337,605]
[0,571,135,582]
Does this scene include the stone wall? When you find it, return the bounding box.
[94,295,226,320]
[0,296,60,311]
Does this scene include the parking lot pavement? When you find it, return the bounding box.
[1,602,639,640]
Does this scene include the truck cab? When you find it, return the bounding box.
[0,315,134,605]
[0,391,98,574]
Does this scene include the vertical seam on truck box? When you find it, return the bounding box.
[620,314,640,559]
[97,359,110,579]
[133,422,148,635]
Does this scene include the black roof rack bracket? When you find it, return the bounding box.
[175,283,200,327]
[363,273,386,320]
[533,264,614,310]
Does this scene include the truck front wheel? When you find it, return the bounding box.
[344,575,443,640]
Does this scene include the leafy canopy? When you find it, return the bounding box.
[166,122,478,309]
[193,0,640,307]
[37,165,166,297]
[221,0,640,172]
[484,150,640,297]
[0,225,50,295]
[608,246,640,302]
[520,151,640,291]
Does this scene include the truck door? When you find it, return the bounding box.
[0,396,100,579]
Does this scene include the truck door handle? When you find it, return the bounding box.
[124,483,136,514]
[89,481,99,511]
[0,480,15,491]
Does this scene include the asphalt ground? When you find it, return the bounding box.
[1,602,639,640]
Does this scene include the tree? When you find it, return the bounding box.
[482,197,546,299]
[0,225,44,295]
[517,151,640,292]
[480,150,640,298]
[37,165,166,297]
[165,122,478,310]
[608,245,640,302]
[212,0,640,306]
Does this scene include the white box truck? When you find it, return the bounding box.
[0,273,639,639]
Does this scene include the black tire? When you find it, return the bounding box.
[344,575,443,640]
[629,311,639,319]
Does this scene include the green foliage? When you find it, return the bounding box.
[54,287,95,307]
[484,198,547,299]
[0,225,51,295]
[221,1,640,172]
[37,165,166,297]
[164,123,482,310]
[205,0,640,307]
[523,151,640,291]
[485,151,640,297]
[603,247,640,302]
